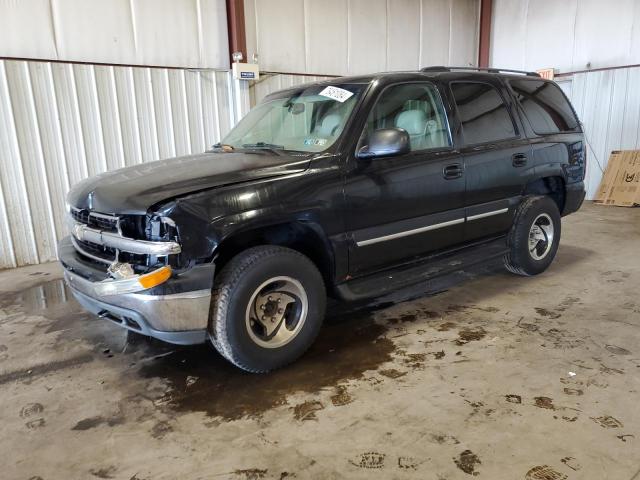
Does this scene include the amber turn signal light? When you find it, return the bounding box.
[138,266,172,289]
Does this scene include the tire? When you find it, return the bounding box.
[504,195,561,276]
[209,245,326,373]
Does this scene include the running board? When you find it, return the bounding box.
[335,237,508,301]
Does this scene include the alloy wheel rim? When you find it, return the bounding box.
[528,213,555,260]
[245,276,308,348]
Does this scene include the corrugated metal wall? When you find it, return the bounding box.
[560,66,640,200]
[0,59,240,269]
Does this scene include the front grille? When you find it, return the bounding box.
[71,208,118,232]
[76,239,117,262]
[91,214,119,231]
[69,207,174,269]
[74,237,150,268]
[70,208,89,224]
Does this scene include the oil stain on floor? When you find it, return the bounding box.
[136,314,397,421]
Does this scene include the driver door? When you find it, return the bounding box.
[344,82,466,275]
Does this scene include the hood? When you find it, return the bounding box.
[67,150,311,214]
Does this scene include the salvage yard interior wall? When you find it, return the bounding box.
[490,0,640,200]
[0,0,229,69]
[0,0,242,269]
[244,0,480,76]
[564,66,640,200]
[490,0,640,73]
[0,60,239,269]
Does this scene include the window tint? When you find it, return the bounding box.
[364,83,451,151]
[451,82,516,144]
[510,79,579,134]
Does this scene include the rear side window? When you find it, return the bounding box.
[510,79,579,134]
[450,82,516,145]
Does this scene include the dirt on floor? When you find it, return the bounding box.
[0,202,639,479]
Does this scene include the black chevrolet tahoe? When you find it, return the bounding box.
[58,66,586,372]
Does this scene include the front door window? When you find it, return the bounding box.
[363,83,452,152]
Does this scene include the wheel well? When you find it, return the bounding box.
[523,177,566,213]
[213,222,334,289]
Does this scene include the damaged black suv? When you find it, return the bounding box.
[59,67,586,372]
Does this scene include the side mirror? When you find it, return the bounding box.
[357,128,410,159]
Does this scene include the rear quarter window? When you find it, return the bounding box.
[509,79,580,134]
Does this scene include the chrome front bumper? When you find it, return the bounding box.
[69,219,181,256]
[58,237,214,345]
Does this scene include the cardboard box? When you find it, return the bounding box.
[594,151,623,203]
[595,150,640,207]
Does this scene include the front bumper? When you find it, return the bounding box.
[58,236,214,345]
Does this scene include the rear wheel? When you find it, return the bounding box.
[504,195,561,276]
[209,246,326,373]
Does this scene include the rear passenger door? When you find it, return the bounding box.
[507,78,585,187]
[449,80,534,242]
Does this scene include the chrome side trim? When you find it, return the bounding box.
[466,208,509,221]
[356,218,465,247]
[70,220,181,256]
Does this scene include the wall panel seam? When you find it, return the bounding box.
[25,62,58,253]
[47,63,71,194]
[69,64,89,179]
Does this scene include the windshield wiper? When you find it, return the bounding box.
[211,142,235,151]
[241,142,285,150]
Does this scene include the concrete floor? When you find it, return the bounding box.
[1,202,639,480]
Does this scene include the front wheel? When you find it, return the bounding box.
[504,195,561,276]
[209,246,326,373]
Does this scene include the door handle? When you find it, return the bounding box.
[443,163,463,179]
[512,153,528,167]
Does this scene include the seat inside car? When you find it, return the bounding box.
[314,113,342,137]
[395,100,448,150]
[395,109,430,150]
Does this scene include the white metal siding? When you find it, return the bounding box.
[0,59,240,269]
[0,0,229,70]
[243,0,480,76]
[491,0,640,73]
[565,66,640,200]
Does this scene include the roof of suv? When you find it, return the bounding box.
[302,67,543,86]
[268,67,546,98]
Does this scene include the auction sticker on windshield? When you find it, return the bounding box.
[319,86,354,103]
[304,138,327,146]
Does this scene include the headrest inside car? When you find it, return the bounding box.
[395,110,428,136]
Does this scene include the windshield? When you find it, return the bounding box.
[221,83,366,153]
